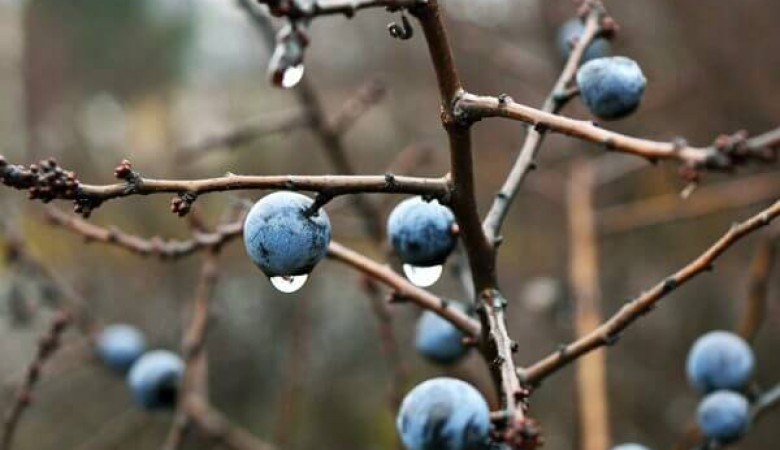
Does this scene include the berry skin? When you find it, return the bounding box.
[387,197,457,267]
[686,331,755,393]
[556,18,611,63]
[696,390,750,443]
[243,192,331,277]
[127,350,184,410]
[96,324,147,373]
[612,444,652,450]
[396,377,490,450]
[576,56,646,120]
[415,306,469,365]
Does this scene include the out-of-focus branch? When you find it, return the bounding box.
[737,232,777,342]
[163,250,220,450]
[44,207,243,260]
[1,310,71,450]
[521,198,780,384]
[567,161,610,450]
[457,93,780,172]
[483,6,604,243]
[177,109,310,160]
[0,156,450,217]
[184,395,276,450]
[598,171,780,234]
[257,0,421,19]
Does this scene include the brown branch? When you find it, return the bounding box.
[44,207,243,260]
[1,310,71,450]
[737,232,777,342]
[184,395,276,450]
[327,240,481,336]
[258,0,421,19]
[483,6,604,243]
[598,171,780,234]
[456,93,780,171]
[521,198,780,384]
[0,156,450,217]
[163,251,221,450]
[177,109,311,161]
[567,161,610,450]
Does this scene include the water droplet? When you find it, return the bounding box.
[403,264,443,288]
[281,64,305,89]
[269,274,309,293]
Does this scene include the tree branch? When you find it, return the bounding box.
[521,198,780,384]
[0,156,449,217]
[483,6,604,243]
[456,93,779,172]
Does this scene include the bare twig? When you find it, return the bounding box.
[185,395,276,450]
[456,93,780,172]
[0,156,450,217]
[522,199,780,384]
[1,310,71,450]
[737,232,777,342]
[483,7,603,243]
[567,161,611,450]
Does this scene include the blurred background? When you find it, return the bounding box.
[0,0,778,449]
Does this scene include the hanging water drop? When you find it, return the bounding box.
[269,274,309,293]
[280,64,305,89]
[403,264,443,288]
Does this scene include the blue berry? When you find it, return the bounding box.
[387,197,457,267]
[243,192,331,277]
[612,444,652,450]
[96,324,147,373]
[576,56,646,120]
[397,377,490,450]
[557,18,611,63]
[415,305,469,365]
[686,331,755,393]
[127,350,184,410]
[696,390,750,443]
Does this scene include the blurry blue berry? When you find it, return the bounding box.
[243,192,331,277]
[127,350,184,410]
[686,331,755,393]
[556,18,611,63]
[612,444,652,450]
[96,324,147,373]
[696,390,750,443]
[397,377,490,450]
[576,56,646,120]
[415,305,469,365]
[388,197,457,267]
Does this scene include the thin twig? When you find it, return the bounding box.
[456,93,780,171]
[521,198,780,384]
[737,232,777,342]
[1,310,71,450]
[482,6,603,243]
[185,395,276,450]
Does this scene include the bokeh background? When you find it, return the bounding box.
[0,0,778,449]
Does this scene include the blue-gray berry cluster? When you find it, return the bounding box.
[95,324,147,373]
[556,18,611,63]
[414,304,470,365]
[127,350,185,410]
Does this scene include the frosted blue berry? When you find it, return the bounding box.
[415,305,469,365]
[127,350,184,410]
[243,192,331,277]
[686,331,755,393]
[557,18,610,63]
[96,324,147,373]
[387,197,457,267]
[576,56,646,120]
[397,377,490,450]
[696,390,750,443]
